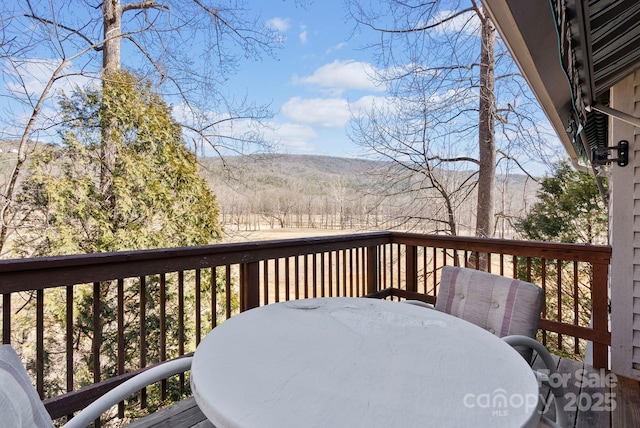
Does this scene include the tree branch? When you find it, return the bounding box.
[23,14,102,51]
[122,1,169,13]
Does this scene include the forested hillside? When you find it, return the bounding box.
[200,153,539,238]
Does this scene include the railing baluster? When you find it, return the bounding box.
[389,245,394,289]
[2,293,10,344]
[36,288,44,398]
[294,256,300,300]
[274,258,280,302]
[541,258,547,347]
[356,247,360,295]
[327,252,333,297]
[382,244,387,288]
[405,245,417,294]
[210,267,217,329]
[178,271,185,393]
[573,261,580,355]
[285,257,291,301]
[342,250,348,296]
[557,259,563,351]
[160,274,167,401]
[323,253,329,297]
[349,249,354,295]
[313,254,319,298]
[396,244,401,292]
[422,247,427,294]
[66,285,74,394]
[263,260,269,305]
[117,279,125,416]
[92,282,101,428]
[195,269,201,345]
[366,246,378,295]
[139,276,147,409]
[433,247,437,296]
[225,265,232,319]
[304,255,309,299]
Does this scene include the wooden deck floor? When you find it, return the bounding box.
[532,354,640,427]
[126,356,640,428]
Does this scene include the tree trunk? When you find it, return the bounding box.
[476,17,496,239]
[103,0,122,74]
[100,1,121,205]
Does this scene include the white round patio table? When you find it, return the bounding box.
[191,297,540,428]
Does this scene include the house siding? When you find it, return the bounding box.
[610,70,640,379]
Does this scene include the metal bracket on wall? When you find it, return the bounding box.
[592,140,629,167]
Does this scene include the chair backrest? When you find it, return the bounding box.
[0,345,54,428]
[435,266,544,361]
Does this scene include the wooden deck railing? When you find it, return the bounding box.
[0,232,611,424]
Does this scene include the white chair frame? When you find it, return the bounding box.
[62,357,193,428]
[502,335,569,428]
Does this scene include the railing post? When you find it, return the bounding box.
[405,245,418,293]
[591,261,610,369]
[2,294,10,344]
[240,262,260,311]
[366,246,378,295]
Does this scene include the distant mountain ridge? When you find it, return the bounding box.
[199,153,539,235]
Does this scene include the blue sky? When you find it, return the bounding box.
[222,1,563,170]
[224,0,390,158]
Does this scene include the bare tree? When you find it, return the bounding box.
[0,0,279,255]
[346,0,554,238]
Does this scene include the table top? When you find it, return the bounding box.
[191,297,540,428]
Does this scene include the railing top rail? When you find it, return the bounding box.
[390,232,612,263]
[0,231,613,294]
[0,232,391,293]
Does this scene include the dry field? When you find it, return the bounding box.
[221,227,371,243]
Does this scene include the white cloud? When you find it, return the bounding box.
[267,17,291,32]
[266,122,318,153]
[326,42,348,54]
[280,94,398,130]
[428,9,480,36]
[299,26,308,44]
[1,58,97,143]
[294,60,383,95]
[281,97,350,128]
[4,58,95,100]
[349,95,396,118]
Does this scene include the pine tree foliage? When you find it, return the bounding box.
[516,161,607,245]
[16,71,222,256]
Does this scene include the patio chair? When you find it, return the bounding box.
[503,335,569,428]
[434,265,545,362]
[0,344,192,428]
[403,300,434,309]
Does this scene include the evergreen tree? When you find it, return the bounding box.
[517,161,607,244]
[14,71,226,420]
[16,71,222,255]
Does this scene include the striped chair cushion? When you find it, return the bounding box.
[435,266,545,361]
[0,345,54,428]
